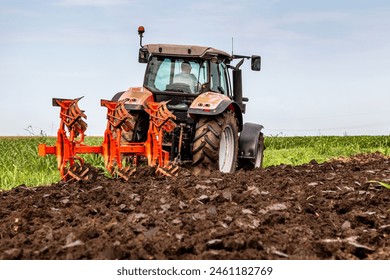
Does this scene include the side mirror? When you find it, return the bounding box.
[138,48,149,63]
[251,55,261,71]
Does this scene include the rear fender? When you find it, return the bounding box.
[113,87,154,110]
[238,123,264,159]
[188,92,243,130]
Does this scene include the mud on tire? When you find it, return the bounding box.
[192,111,238,174]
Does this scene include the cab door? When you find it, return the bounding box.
[210,61,231,97]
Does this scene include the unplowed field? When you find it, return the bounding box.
[1,152,390,259]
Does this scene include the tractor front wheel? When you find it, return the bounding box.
[253,133,265,168]
[238,132,265,170]
[121,111,149,143]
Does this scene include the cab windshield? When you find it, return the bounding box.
[144,57,208,94]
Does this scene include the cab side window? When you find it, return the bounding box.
[219,63,229,96]
[210,61,229,96]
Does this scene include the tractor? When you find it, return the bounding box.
[38,26,264,180]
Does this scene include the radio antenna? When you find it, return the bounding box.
[231,37,234,56]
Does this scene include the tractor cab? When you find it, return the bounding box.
[141,44,233,103]
[138,44,235,127]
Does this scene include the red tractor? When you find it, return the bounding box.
[39,26,264,180]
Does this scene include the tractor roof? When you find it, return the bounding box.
[145,44,232,60]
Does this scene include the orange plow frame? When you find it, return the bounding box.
[38,97,178,181]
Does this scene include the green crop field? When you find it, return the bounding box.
[0,136,104,190]
[0,135,389,190]
[264,135,390,166]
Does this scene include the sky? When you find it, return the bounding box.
[0,0,389,136]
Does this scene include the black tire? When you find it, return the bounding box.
[192,111,238,174]
[121,111,149,143]
[238,132,265,170]
[111,91,125,102]
[111,91,149,143]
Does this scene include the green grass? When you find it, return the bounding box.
[263,135,390,167]
[0,136,105,190]
[0,135,389,190]
[368,180,390,189]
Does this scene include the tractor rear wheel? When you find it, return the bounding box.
[192,111,238,175]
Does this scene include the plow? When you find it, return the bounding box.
[38,97,179,181]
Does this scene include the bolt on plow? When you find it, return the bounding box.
[38,97,179,181]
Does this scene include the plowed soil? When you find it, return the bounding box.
[1,152,390,260]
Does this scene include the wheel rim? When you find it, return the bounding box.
[219,125,235,173]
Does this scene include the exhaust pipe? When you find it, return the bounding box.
[233,68,245,113]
